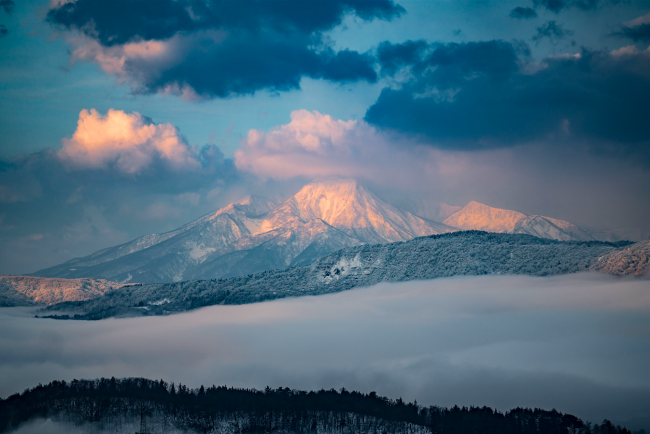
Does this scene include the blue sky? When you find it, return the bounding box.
[2,0,646,157]
[0,0,649,274]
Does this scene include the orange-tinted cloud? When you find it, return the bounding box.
[58,109,199,174]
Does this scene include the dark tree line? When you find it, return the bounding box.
[0,378,640,434]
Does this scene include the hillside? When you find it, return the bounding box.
[41,232,631,320]
[592,240,649,276]
[33,179,453,284]
[0,377,603,434]
[0,275,127,307]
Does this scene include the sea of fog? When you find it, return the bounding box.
[1,273,648,431]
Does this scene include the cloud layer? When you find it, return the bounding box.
[234,110,412,180]
[58,109,199,174]
[614,13,650,43]
[233,109,650,238]
[0,274,647,427]
[47,0,403,98]
[368,40,650,155]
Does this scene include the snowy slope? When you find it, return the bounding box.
[0,275,126,307]
[512,215,595,241]
[380,197,462,224]
[443,201,595,241]
[42,231,630,320]
[34,179,452,283]
[443,201,527,232]
[591,240,650,276]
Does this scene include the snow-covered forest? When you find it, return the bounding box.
[40,231,635,320]
[0,377,636,434]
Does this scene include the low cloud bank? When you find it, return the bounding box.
[0,274,647,427]
[234,109,442,183]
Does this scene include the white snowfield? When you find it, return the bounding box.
[0,275,129,307]
[32,178,628,285]
[592,240,650,276]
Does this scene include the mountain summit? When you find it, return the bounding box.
[443,201,595,241]
[271,178,449,244]
[34,178,453,283]
[33,179,604,284]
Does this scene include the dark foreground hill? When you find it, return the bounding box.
[41,231,633,320]
[0,377,637,434]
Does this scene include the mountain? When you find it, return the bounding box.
[592,240,649,276]
[512,215,595,241]
[443,201,526,232]
[0,275,127,307]
[384,197,462,223]
[41,232,631,320]
[2,378,595,434]
[443,201,595,241]
[34,179,453,283]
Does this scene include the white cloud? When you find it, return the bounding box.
[623,12,650,28]
[234,109,454,187]
[58,109,200,174]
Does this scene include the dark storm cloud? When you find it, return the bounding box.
[378,40,519,85]
[509,7,538,19]
[46,0,403,98]
[47,0,403,46]
[532,20,574,43]
[0,24,7,37]
[138,35,379,98]
[613,23,650,43]
[0,0,13,14]
[377,40,429,76]
[367,40,650,155]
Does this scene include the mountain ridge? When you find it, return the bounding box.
[0,275,129,307]
[32,178,629,284]
[34,179,452,283]
[443,201,597,241]
[40,232,636,320]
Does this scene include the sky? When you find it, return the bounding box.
[0,274,648,430]
[0,0,649,274]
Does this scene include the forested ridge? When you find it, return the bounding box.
[0,377,640,434]
[41,231,633,320]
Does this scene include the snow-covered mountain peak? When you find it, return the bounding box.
[286,177,368,221]
[208,195,277,221]
[443,201,527,232]
[267,178,452,243]
[443,201,596,241]
[33,178,604,284]
[34,178,452,283]
[233,195,278,217]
